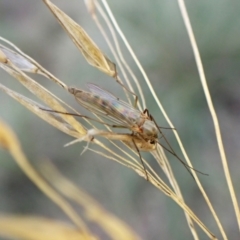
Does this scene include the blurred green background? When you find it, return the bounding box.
[0,0,240,239]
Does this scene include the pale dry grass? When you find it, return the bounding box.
[0,0,238,239]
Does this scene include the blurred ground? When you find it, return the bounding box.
[0,0,240,239]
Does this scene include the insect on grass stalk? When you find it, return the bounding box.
[41,83,207,180]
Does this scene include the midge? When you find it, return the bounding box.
[42,83,206,179]
[67,83,159,180]
[69,83,159,144]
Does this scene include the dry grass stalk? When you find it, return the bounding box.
[0,0,236,239]
[0,0,216,238]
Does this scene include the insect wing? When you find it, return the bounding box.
[86,83,142,126]
[72,91,124,126]
[87,83,139,111]
[87,83,116,100]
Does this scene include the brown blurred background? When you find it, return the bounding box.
[0,0,240,239]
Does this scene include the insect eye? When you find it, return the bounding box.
[150,140,155,144]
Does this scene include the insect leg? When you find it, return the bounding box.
[142,109,175,130]
[149,113,208,176]
[39,108,129,129]
[116,76,138,106]
[131,137,149,181]
[112,64,138,107]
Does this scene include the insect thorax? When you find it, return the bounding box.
[141,120,158,140]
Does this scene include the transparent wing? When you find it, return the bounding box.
[75,95,125,126]
[86,83,142,126]
[87,83,138,111]
[72,84,142,128]
[87,83,116,100]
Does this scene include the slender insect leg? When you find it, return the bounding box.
[115,75,138,108]
[149,113,207,176]
[112,63,138,108]
[143,109,175,130]
[131,137,149,181]
[40,108,129,129]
